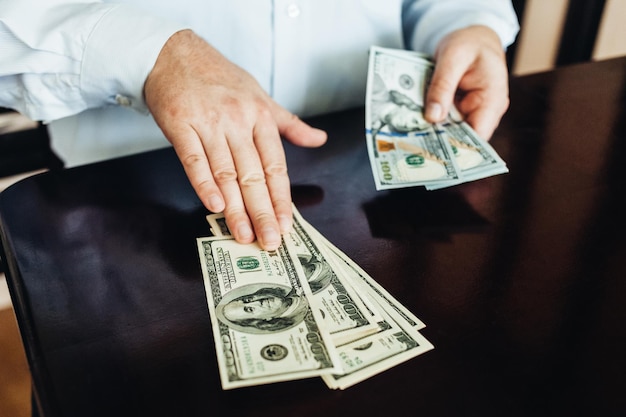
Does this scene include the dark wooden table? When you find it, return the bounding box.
[2,57,626,417]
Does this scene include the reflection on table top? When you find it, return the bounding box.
[1,57,625,417]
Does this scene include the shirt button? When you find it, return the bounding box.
[115,94,132,107]
[286,4,300,18]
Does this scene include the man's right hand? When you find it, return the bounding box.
[144,30,327,251]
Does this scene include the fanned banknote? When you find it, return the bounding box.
[366,46,508,190]
[197,236,342,389]
[207,213,385,347]
[426,109,509,190]
[292,214,434,389]
[322,302,434,390]
[201,208,434,389]
[286,216,384,346]
[297,215,426,331]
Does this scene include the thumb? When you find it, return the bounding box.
[271,103,327,148]
[424,52,470,123]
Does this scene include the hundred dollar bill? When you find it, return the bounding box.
[366,45,508,190]
[197,236,341,389]
[366,46,461,189]
[322,304,434,390]
[206,212,384,346]
[205,208,434,388]
[425,108,508,190]
[296,214,426,331]
[285,216,384,345]
[292,214,434,388]
[206,213,229,237]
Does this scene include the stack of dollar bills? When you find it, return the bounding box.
[366,46,508,190]
[198,207,433,390]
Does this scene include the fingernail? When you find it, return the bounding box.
[313,127,328,140]
[237,223,254,242]
[278,215,292,234]
[425,102,443,122]
[261,226,281,250]
[208,194,224,212]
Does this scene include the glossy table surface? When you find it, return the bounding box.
[2,57,626,417]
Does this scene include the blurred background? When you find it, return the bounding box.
[509,0,626,75]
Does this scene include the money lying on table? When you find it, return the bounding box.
[201,208,433,390]
[197,235,342,389]
[366,45,508,190]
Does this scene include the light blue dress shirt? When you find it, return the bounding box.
[0,0,519,166]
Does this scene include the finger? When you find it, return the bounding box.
[425,51,472,123]
[253,112,293,235]
[464,107,502,140]
[458,90,509,140]
[168,124,226,214]
[226,121,283,251]
[271,103,328,147]
[198,126,258,246]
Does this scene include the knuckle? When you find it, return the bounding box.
[204,108,221,126]
[277,112,303,137]
[284,111,300,123]
[238,171,266,187]
[430,77,456,95]
[272,196,293,211]
[251,211,277,227]
[264,161,288,177]
[181,152,205,168]
[195,178,214,191]
[223,206,246,219]
[254,99,274,119]
[212,166,238,184]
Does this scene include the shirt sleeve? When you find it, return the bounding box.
[0,0,187,122]
[402,0,520,55]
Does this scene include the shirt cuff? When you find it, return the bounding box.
[81,4,188,114]
[410,10,520,56]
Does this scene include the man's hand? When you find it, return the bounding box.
[424,25,510,140]
[144,30,327,250]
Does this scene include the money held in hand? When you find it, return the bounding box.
[366,46,508,190]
